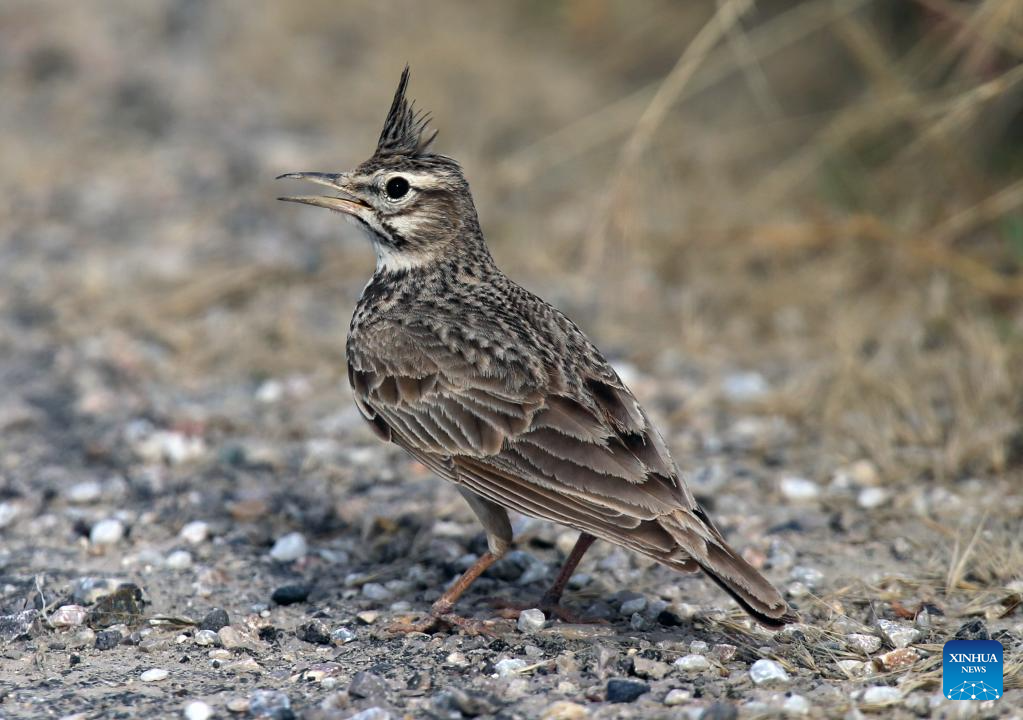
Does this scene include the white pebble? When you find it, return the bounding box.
[50,605,87,627]
[90,518,125,545]
[857,487,889,509]
[269,532,307,562]
[837,659,866,676]
[877,619,920,649]
[749,658,789,685]
[674,654,711,672]
[165,550,193,570]
[846,633,882,653]
[862,686,902,705]
[67,481,103,504]
[663,689,690,706]
[779,476,819,501]
[783,694,810,715]
[517,608,546,634]
[361,582,391,601]
[194,630,219,646]
[179,521,209,545]
[494,658,527,676]
[183,701,213,720]
[141,668,169,682]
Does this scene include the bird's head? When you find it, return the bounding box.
[278,67,484,273]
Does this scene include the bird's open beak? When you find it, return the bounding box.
[276,172,371,216]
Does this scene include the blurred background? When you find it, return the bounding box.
[1,0,1022,714]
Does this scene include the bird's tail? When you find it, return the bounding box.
[661,506,798,628]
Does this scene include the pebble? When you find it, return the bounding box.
[790,566,824,589]
[225,697,249,713]
[200,608,230,632]
[218,625,259,651]
[361,582,391,601]
[349,670,387,699]
[712,644,737,662]
[846,633,881,654]
[332,627,356,644]
[225,657,261,673]
[90,519,125,545]
[663,689,690,706]
[194,629,219,646]
[674,654,711,673]
[67,481,103,504]
[702,703,738,720]
[348,709,391,720]
[179,521,209,545]
[779,476,819,501]
[50,605,88,627]
[0,609,38,642]
[837,660,866,676]
[271,584,310,605]
[606,678,649,703]
[877,619,920,648]
[540,701,589,719]
[69,628,96,648]
[631,656,670,679]
[749,659,789,685]
[297,620,331,645]
[862,686,902,705]
[269,532,307,562]
[248,689,291,719]
[446,651,469,668]
[689,640,709,654]
[165,550,193,570]
[857,487,889,509]
[495,658,528,676]
[877,647,918,670]
[783,694,810,715]
[620,596,647,616]
[517,608,546,634]
[356,610,379,625]
[183,701,213,720]
[140,668,169,682]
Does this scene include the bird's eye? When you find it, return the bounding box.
[385,176,410,200]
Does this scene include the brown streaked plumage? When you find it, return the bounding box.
[278,68,797,629]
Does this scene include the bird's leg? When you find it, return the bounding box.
[389,551,502,635]
[540,531,596,610]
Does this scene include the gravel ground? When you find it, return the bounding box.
[2,2,1021,719]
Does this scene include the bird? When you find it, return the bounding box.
[278,68,796,631]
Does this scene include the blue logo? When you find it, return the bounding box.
[943,640,1002,700]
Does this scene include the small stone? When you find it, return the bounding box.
[50,605,88,627]
[140,668,169,682]
[226,697,249,713]
[271,584,310,605]
[248,689,291,719]
[69,628,96,648]
[862,686,902,705]
[209,649,231,661]
[631,656,670,679]
[689,640,709,654]
[218,625,259,651]
[606,678,649,703]
[711,644,737,662]
[360,582,391,601]
[165,550,193,570]
[877,619,920,648]
[494,658,527,676]
[517,608,546,634]
[355,610,379,625]
[183,701,213,720]
[837,659,866,676]
[749,659,789,685]
[701,703,738,720]
[954,618,990,641]
[194,630,219,646]
[139,634,171,653]
[877,647,917,670]
[269,532,307,562]
[857,487,889,509]
[94,628,121,650]
[87,584,145,628]
[90,519,125,545]
[331,627,356,644]
[200,608,230,632]
[67,481,103,504]
[179,521,210,545]
[846,633,881,654]
[0,609,38,642]
[663,689,690,706]
[225,657,261,673]
[445,651,469,668]
[674,654,711,673]
[620,596,647,616]
[540,700,589,719]
[629,612,648,631]
[297,619,331,645]
[779,476,819,501]
[789,566,824,589]
[349,671,387,700]
[348,709,391,720]
[783,694,810,715]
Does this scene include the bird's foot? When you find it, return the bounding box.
[386,599,504,636]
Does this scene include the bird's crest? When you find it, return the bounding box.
[376,66,438,157]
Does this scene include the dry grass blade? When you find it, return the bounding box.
[946,514,988,596]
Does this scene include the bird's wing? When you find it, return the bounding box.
[347,319,706,554]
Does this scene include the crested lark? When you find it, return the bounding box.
[279,69,796,630]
